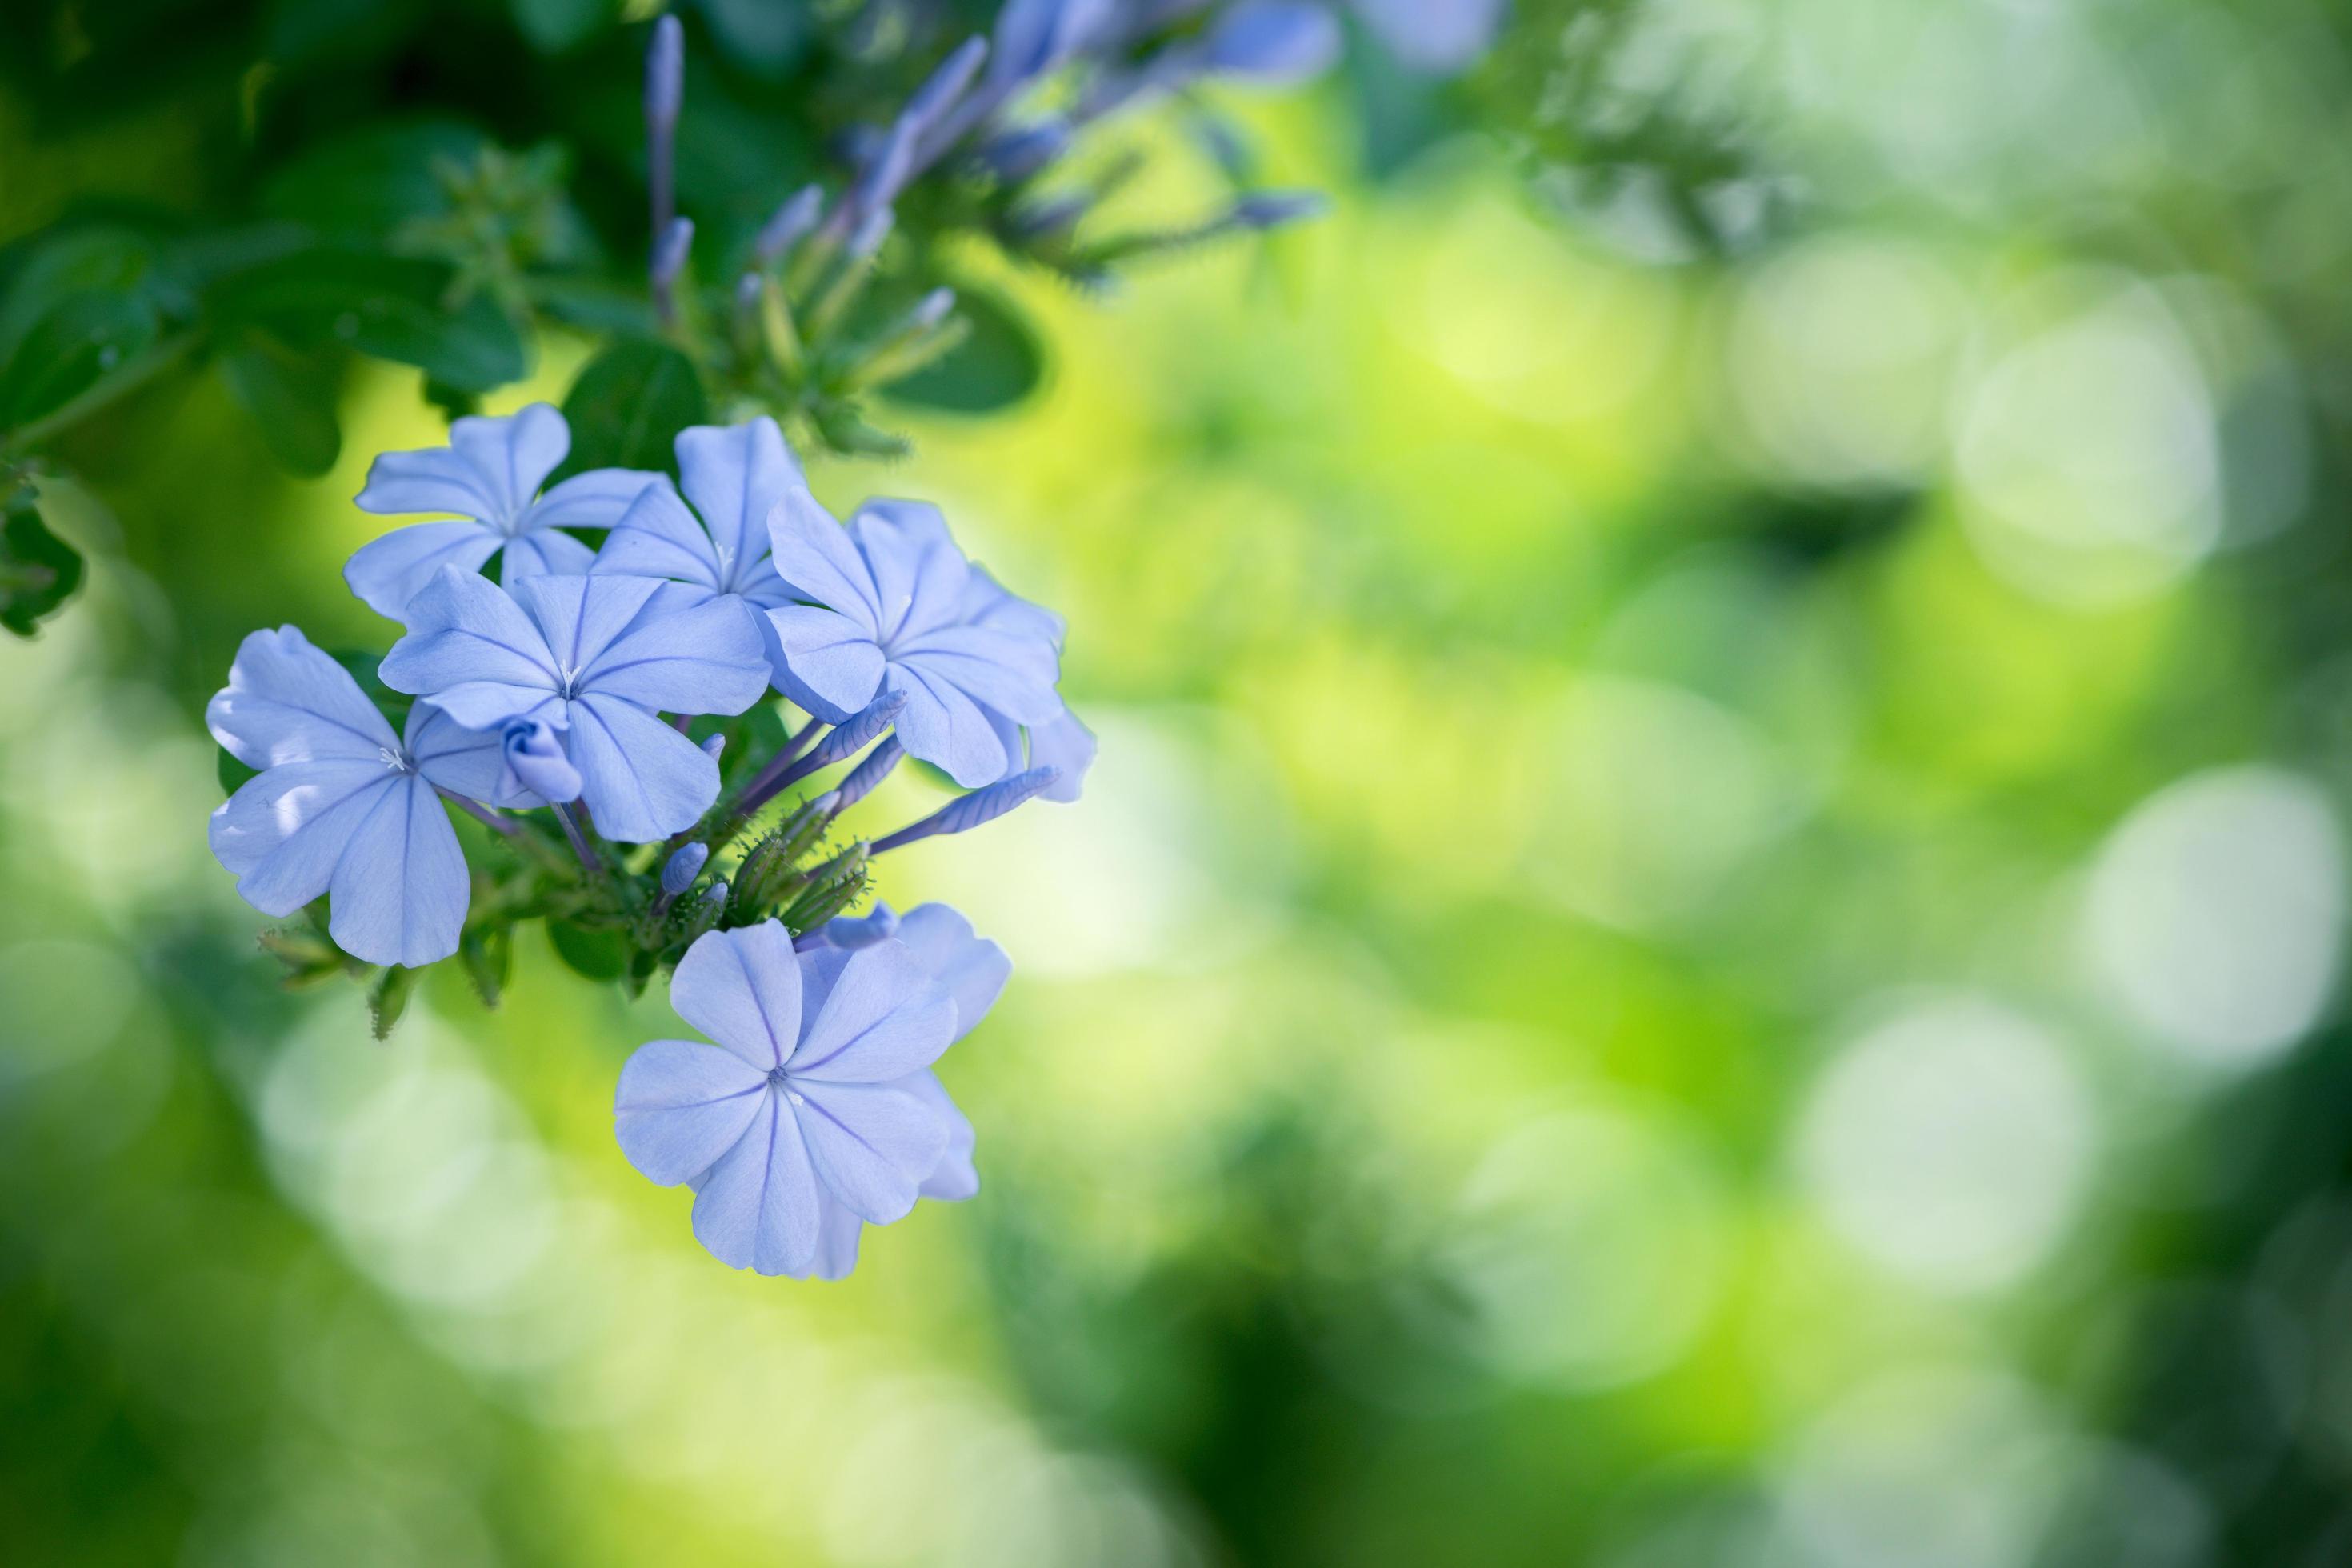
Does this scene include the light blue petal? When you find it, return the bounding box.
[343,522,503,620]
[210,758,394,886]
[818,903,901,950]
[889,658,1015,787]
[853,506,969,642]
[592,482,722,588]
[380,566,562,695]
[765,485,882,631]
[961,562,1066,650]
[894,903,1010,1043]
[908,1070,979,1201]
[584,592,770,715]
[523,467,665,531]
[670,922,803,1070]
[691,1092,824,1274]
[787,939,957,1084]
[326,774,466,967]
[800,1195,865,1280]
[791,1080,947,1226]
[766,604,887,716]
[1027,707,1096,803]
[357,403,569,526]
[614,1039,768,1185]
[498,526,598,582]
[208,625,401,768]
[677,418,802,594]
[510,574,662,678]
[565,692,722,842]
[894,624,1062,722]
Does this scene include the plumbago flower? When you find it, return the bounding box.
[614,921,963,1278]
[379,568,770,841]
[208,626,515,966]
[590,416,802,615]
[765,489,1063,787]
[345,403,661,619]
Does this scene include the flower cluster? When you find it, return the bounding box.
[208,404,1090,1277]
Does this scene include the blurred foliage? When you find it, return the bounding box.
[14,0,2352,1566]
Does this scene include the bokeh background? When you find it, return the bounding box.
[10,0,2352,1563]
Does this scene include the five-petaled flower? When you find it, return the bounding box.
[344,403,662,619]
[379,567,771,841]
[765,491,1063,787]
[208,626,512,967]
[614,921,975,1278]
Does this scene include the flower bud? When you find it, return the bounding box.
[661,842,710,897]
[872,766,1058,853]
[701,733,726,762]
[833,737,902,811]
[645,13,685,130]
[1204,2,1341,85]
[781,844,869,932]
[502,719,582,804]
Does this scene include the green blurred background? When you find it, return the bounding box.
[10,0,2352,1563]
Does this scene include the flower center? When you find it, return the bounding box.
[556,663,586,699]
[766,1065,806,1103]
[378,746,414,774]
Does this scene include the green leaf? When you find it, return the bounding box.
[218,746,260,797]
[212,248,526,393]
[512,0,616,53]
[548,916,628,982]
[0,495,86,637]
[557,338,706,474]
[261,121,486,235]
[218,337,343,477]
[0,290,161,430]
[876,288,1042,415]
[0,227,158,366]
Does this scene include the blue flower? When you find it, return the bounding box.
[765,494,1062,787]
[378,567,771,842]
[207,626,503,967]
[590,417,805,618]
[613,921,966,1278]
[344,404,662,620]
[957,560,1096,799]
[1200,2,1342,85]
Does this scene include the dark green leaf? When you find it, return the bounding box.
[557,338,706,474]
[0,290,161,430]
[877,288,1043,414]
[261,121,487,235]
[548,917,628,982]
[0,497,86,637]
[212,248,526,393]
[0,227,158,365]
[218,337,343,476]
[218,746,260,797]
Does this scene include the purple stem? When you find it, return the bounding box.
[441,790,519,836]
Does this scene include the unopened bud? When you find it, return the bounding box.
[701,732,726,762]
[661,842,710,897]
[872,766,1058,854]
[645,14,685,130]
[502,719,582,804]
[832,737,902,811]
[781,844,869,932]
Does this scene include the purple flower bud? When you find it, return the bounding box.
[1205,2,1342,84]
[662,842,710,897]
[873,766,1059,854]
[502,719,582,804]
[805,689,908,772]
[754,184,826,266]
[1230,190,1330,230]
[652,216,695,290]
[980,118,1073,184]
[702,733,726,762]
[902,35,989,142]
[645,14,685,130]
[833,736,903,812]
[702,879,728,907]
